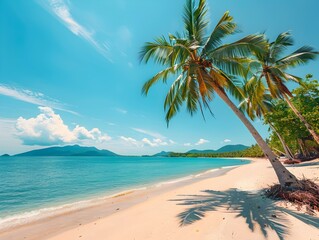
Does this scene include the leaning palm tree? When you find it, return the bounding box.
[140,0,299,188]
[253,32,319,144]
[238,77,294,160]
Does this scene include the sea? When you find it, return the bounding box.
[0,156,249,229]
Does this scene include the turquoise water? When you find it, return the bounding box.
[0,156,249,219]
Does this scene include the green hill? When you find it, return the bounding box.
[15,145,119,157]
[187,144,249,154]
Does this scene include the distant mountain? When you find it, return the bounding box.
[152,151,172,157]
[1,154,10,157]
[187,144,249,154]
[187,149,216,154]
[15,145,119,157]
[215,144,249,153]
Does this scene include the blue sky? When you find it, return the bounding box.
[0,0,318,155]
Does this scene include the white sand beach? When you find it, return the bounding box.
[1,158,318,240]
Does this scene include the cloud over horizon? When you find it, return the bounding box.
[16,107,111,146]
[195,138,209,145]
[120,136,174,148]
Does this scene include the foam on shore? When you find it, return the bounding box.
[0,164,241,232]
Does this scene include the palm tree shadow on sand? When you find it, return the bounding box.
[170,189,319,240]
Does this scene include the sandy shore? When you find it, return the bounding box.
[1,158,318,240]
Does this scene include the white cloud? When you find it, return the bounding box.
[153,138,168,146]
[38,0,112,62]
[99,135,112,142]
[73,126,110,142]
[142,138,169,147]
[131,127,165,140]
[223,139,232,143]
[120,136,141,147]
[184,143,192,147]
[120,136,173,148]
[0,118,35,155]
[195,138,209,146]
[142,138,157,147]
[15,107,111,146]
[0,84,77,115]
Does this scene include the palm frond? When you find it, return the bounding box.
[185,75,199,116]
[208,34,267,60]
[164,74,187,124]
[142,64,183,95]
[265,72,281,98]
[140,34,196,67]
[239,75,273,120]
[270,31,294,60]
[193,0,209,44]
[283,73,303,85]
[245,60,262,77]
[267,68,293,97]
[168,34,194,64]
[183,0,208,44]
[277,46,319,68]
[208,69,245,101]
[197,68,215,118]
[183,0,195,41]
[211,57,249,77]
[139,36,173,65]
[201,11,238,56]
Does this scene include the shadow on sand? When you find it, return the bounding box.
[171,189,319,240]
[286,161,319,169]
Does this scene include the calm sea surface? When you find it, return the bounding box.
[0,156,249,218]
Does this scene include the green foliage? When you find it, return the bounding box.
[264,77,319,155]
[252,31,318,99]
[169,144,264,158]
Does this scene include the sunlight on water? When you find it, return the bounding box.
[0,156,249,218]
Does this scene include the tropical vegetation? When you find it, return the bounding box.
[265,76,319,159]
[251,32,319,144]
[170,144,264,158]
[140,0,318,189]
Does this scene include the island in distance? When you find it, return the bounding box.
[13,145,119,157]
[2,144,249,157]
[149,144,249,157]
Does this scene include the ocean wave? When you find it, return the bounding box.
[0,165,240,231]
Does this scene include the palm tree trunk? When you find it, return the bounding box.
[297,138,306,157]
[211,83,299,188]
[268,122,294,160]
[273,148,284,156]
[286,145,295,159]
[284,95,319,144]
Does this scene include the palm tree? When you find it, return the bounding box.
[253,32,319,144]
[238,77,294,160]
[140,0,299,188]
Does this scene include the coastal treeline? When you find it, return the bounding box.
[170,144,264,158]
[265,76,319,160]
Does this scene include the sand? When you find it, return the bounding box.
[1,158,318,240]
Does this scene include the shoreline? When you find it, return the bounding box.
[0,159,248,239]
[1,157,317,240]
